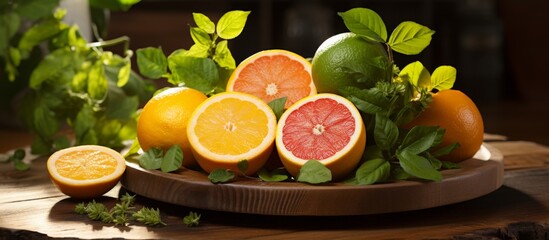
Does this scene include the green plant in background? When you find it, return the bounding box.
[0,0,153,155]
[136,10,250,95]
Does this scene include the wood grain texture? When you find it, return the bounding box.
[120,144,504,216]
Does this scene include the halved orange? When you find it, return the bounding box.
[276,93,366,180]
[226,49,317,109]
[187,92,277,175]
[47,145,126,199]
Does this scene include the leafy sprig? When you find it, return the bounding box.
[136,10,250,95]
[0,149,29,171]
[183,211,201,227]
[337,8,460,184]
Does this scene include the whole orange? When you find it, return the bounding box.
[403,90,484,162]
[137,87,207,168]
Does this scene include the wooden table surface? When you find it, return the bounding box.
[2,131,549,239]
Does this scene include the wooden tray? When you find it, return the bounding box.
[120,143,503,216]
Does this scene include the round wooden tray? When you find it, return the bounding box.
[120,143,503,216]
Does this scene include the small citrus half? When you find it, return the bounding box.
[47,145,126,199]
[226,49,317,109]
[276,93,367,180]
[187,92,277,175]
[137,87,207,168]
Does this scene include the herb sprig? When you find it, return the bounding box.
[337,8,460,184]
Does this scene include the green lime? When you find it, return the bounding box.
[311,32,392,94]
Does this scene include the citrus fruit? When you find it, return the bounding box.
[311,32,392,94]
[403,90,484,162]
[276,93,367,180]
[187,92,277,175]
[46,145,126,199]
[137,87,207,168]
[226,49,317,109]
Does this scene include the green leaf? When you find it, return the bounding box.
[297,160,332,184]
[14,160,30,171]
[33,105,59,138]
[193,13,215,34]
[0,13,20,52]
[267,97,287,120]
[355,158,391,185]
[106,91,138,120]
[208,169,236,183]
[374,114,399,150]
[15,0,59,20]
[139,148,164,170]
[87,61,108,101]
[216,10,250,40]
[441,161,460,169]
[124,138,141,158]
[431,66,456,91]
[168,56,219,94]
[136,47,167,79]
[388,21,435,55]
[397,150,442,181]
[117,61,131,87]
[29,47,74,89]
[258,168,289,182]
[399,61,431,89]
[18,19,67,57]
[339,87,389,115]
[185,44,210,58]
[190,27,211,46]
[432,143,460,158]
[74,104,96,144]
[31,137,50,155]
[161,145,183,172]
[213,40,236,69]
[399,126,439,155]
[338,8,387,42]
[392,166,411,180]
[183,211,201,227]
[237,159,249,174]
[53,136,71,151]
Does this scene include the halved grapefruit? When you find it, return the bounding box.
[276,93,366,180]
[226,49,317,109]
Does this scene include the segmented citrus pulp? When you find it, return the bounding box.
[47,145,126,199]
[226,49,317,109]
[137,87,207,168]
[276,93,366,180]
[403,90,484,162]
[187,92,277,175]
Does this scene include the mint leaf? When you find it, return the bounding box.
[208,169,236,183]
[297,160,332,184]
[338,8,387,42]
[33,105,59,138]
[213,40,236,69]
[186,44,210,58]
[216,10,250,40]
[139,148,163,170]
[431,66,456,91]
[168,56,219,94]
[18,19,66,57]
[136,47,167,79]
[441,161,460,170]
[87,61,108,101]
[29,47,74,89]
[117,61,131,87]
[355,158,391,185]
[399,61,431,89]
[193,12,215,34]
[161,145,183,172]
[237,159,249,174]
[392,166,411,180]
[267,97,287,120]
[399,126,439,155]
[190,27,211,46]
[74,104,96,144]
[258,168,289,182]
[388,21,435,55]
[397,150,442,181]
[432,143,460,158]
[374,114,398,150]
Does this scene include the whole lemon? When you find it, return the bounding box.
[137,87,207,168]
[311,32,392,94]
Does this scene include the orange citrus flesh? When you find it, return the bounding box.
[226,49,317,109]
[47,145,126,199]
[403,90,484,162]
[187,92,277,175]
[137,87,207,168]
[276,93,366,180]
